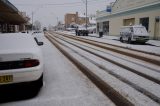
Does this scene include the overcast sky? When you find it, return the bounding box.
[9,0,115,27]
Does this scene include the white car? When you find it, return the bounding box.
[120,25,149,44]
[0,33,44,91]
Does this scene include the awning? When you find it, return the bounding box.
[0,0,27,24]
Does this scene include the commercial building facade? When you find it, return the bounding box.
[0,0,29,33]
[96,0,160,40]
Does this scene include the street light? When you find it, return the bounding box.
[81,0,88,30]
[86,0,88,30]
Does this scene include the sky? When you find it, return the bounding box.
[9,0,115,27]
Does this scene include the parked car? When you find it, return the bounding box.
[120,25,149,44]
[77,27,89,36]
[88,26,96,34]
[43,27,47,31]
[66,27,76,32]
[0,33,44,91]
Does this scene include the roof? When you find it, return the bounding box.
[0,0,27,24]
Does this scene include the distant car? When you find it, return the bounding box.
[32,30,42,35]
[43,27,47,31]
[66,27,76,32]
[0,33,44,91]
[77,27,88,36]
[120,25,149,44]
[87,26,96,34]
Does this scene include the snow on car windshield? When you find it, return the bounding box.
[134,27,148,35]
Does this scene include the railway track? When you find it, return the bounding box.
[53,31,160,66]
[45,32,160,106]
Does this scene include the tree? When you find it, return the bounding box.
[34,20,41,30]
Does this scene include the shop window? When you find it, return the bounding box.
[140,17,149,31]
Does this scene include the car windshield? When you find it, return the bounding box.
[134,27,148,35]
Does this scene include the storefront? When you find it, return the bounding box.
[96,0,160,40]
[0,0,27,33]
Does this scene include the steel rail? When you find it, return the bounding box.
[46,33,160,104]
[45,33,134,106]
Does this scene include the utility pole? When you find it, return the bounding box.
[32,12,34,31]
[86,0,88,30]
[57,17,59,25]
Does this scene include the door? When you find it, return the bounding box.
[140,17,149,31]
[103,21,109,35]
[154,17,160,40]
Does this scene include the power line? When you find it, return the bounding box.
[15,1,82,6]
[15,0,108,6]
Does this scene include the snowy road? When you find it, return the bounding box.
[1,31,160,106]
[45,31,160,106]
[1,34,114,106]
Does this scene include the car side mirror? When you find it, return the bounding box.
[34,37,44,46]
[37,41,43,46]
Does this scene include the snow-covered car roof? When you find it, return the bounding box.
[0,33,39,53]
[87,26,96,30]
[78,26,87,30]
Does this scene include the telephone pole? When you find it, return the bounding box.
[32,12,34,31]
[86,0,88,30]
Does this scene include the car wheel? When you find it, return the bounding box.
[30,74,43,92]
[120,37,123,42]
[36,74,43,88]
[128,37,131,44]
[23,74,43,97]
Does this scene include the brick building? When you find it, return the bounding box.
[65,12,89,28]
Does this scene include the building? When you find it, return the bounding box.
[96,0,160,40]
[65,12,89,28]
[65,12,78,28]
[0,0,29,33]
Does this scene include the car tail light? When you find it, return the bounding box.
[0,59,40,70]
[24,60,39,68]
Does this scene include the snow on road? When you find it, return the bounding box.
[51,34,159,106]
[60,31,160,55]
[1,31,160,106]
[1,33,115,106]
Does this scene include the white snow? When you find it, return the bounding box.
[0,33,38,51]
[57,35,160,79]
[2,32,160,105]
[51,36,159,106]
[59,31,160,55]
[52,33,160,101]
[1,33,115,106]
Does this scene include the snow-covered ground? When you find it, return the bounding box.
[1,33,114,106]
[47,32,160,106]
[59,31,160,55]
[1,32,159,105]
